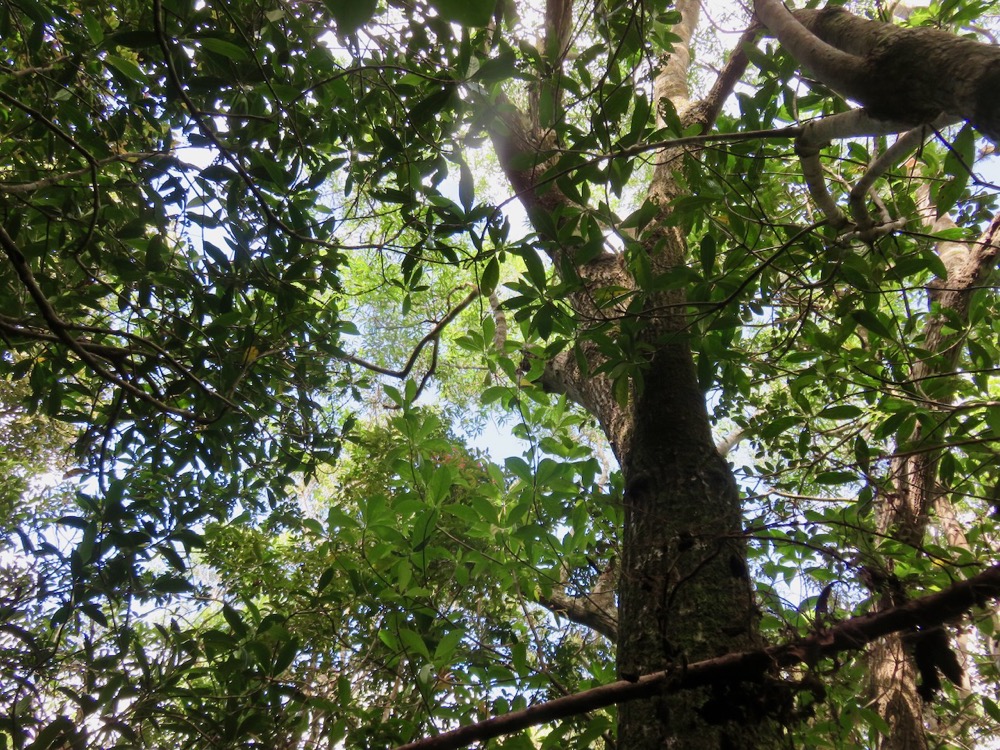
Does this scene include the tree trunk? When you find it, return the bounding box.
[486,0,783,745]
[616,343,766,748]
[869,185,1000,747]
[748,10,1000,740]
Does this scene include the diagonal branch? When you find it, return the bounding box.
[795,110,959,234]
[537,588,618,641]
[795,109,920,229]
[395,564,1000,750]
[689,26,759,130]
[847,116,958,236]
[537,559,619,641]
[752,0,868,102]
[0,224,219,423]
[341,289,479,381]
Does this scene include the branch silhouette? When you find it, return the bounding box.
[396,564,1000,750]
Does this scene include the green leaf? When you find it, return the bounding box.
[272,637,300,675]
[850,310,895,341]
[983,696,1000,724]
[324,0,378,34]
[431,0,496,27]
[699,234,717,276]
[199,37,250,61]
[520,247,547,289]
[817,405,862,420]
[459,161,475,212]
[505,456,533,482]
[398,628,431,660]
[104,54,148,84]
[481,257,500,296]
[433,628,464,664]
[223,604,247,636]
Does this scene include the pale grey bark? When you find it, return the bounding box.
[538,560,619,641]
[757,1,1000,138]
[795,110,957,235]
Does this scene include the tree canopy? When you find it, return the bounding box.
[2,0,1000,748]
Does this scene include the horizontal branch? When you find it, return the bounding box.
[395,564,1000,750]
[0,152,165,194]
[536,589,618,641]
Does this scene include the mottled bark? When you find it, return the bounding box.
[755,0,997,234]
[613,4,774,743]
[617,344,766,749]
[755,0,1000,140]
[396,565,1000,750]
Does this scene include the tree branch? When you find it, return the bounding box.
[847,117,957,236]
[0,223,218,423]
[689,25,759,130]
[537,559,618,641]
[394,564,1000,750]
[536,589,618,641]
[794,110,960,235]
[0,152,165,194]
[752,0,868,103]
[341,289,479,381]
[795,109,920,230]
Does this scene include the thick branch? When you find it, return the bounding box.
[795,109,921,229]
[395,564,1000,750]
[688,26,758,130]
[764,4,1000,139]
[537,589,618,641]
[654,0,701,118]
[925,211,1000,354]
[752,0,868,102]
[847,117,957,236]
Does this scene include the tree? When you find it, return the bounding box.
[1,0,999,748]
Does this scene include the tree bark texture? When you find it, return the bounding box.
[396,565,1000,750]
[487,0,780,746]
[754,4,1000,743]
[755,0,1000,140]
[870,194,1000,747]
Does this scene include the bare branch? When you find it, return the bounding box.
[341,289,479,381]
[537,559,618,641]
[537,589,618,641]
[847,117,957,235]
[395,564,1000,750]
[795,109,920,229]
[690,26,759,130]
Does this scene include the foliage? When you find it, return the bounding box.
[1,0,1000,747]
